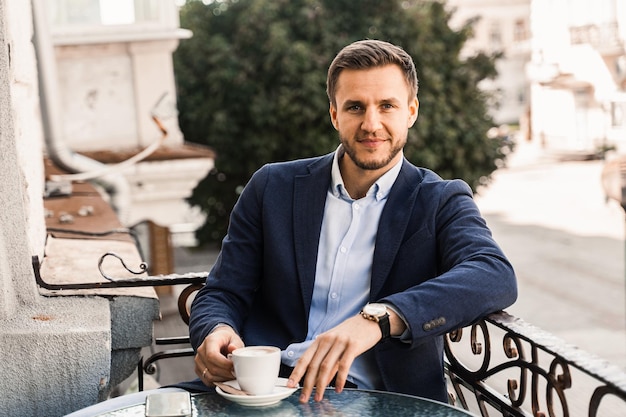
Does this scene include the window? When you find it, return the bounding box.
[513,19,528,42]
[611,101,626,127]
[46,0,179,37]
[489,22,502,51]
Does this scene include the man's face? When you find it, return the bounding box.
[330,64,419,173]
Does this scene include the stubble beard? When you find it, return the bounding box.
[340,135,406,171]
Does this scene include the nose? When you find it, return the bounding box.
[361,108,382,133]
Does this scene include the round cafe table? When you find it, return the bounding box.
[93,388,477,417]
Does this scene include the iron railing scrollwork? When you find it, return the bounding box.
[32,252,207,392]
[32,253,208,290]
[445,311,626,417]
[137,281,202,391]
[32,252,626,413]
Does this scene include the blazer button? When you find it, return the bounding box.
[423,322,432,331]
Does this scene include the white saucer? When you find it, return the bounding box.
[215,377,298,407]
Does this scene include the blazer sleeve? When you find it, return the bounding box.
[188,165,270,350]
[380,178,517,345]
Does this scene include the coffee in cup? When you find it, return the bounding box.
[229,346,281,395]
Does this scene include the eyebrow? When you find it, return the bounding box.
[380,98,402,106]
[342,100,362,109]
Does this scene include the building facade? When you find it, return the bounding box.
[447,0,626,154]
[447,0,532,128]
[528,0,625,154]
[39,0,214,238]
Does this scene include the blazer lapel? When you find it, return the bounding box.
[293,155,333,312]
[370,160,422,299]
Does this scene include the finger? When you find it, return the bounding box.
[197,347,232,380]
[286,364,304,390]
[312,346,342,401]
[311,330,359,400]
[327,345,356,394]
[194,355,213,386]
[292,363,314,402]
[195,333,242,383]
[287,342,314,390]
[199,366,212,386]
[298,340,337,402]
[290,345,320,402]
[226,343,239,357]
[194,353,211,378]
[194,352,224,384]
[333,363,350,393]
[314,363,339,401]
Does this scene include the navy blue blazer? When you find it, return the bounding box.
[189,152,517,402]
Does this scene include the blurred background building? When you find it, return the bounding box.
[40,0,214,244]
[448,0,626,156]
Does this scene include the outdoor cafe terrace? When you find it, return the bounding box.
[36,169,626,417]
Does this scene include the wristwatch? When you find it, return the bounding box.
[360,303,390,341]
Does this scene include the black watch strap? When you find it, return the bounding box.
[361,304,391,341]
[378,313,391,340]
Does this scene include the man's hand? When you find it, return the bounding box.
[286,314,382,403]
[194,325,244,386]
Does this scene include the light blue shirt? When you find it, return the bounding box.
[281,145,402,389]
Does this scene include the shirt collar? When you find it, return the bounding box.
[330,144,403,201]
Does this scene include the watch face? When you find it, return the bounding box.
[365,303,387,316]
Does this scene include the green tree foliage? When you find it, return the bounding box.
[174,0,504,245]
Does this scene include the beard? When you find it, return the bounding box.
[340,135,406,170]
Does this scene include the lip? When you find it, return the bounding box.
[358,138,386,148]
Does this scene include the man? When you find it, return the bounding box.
[189,39,517,404]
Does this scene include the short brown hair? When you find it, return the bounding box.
[326,39,419,106]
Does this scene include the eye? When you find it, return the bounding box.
[347,104,363,112]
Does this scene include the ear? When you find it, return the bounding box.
[329,104,339,130]
[408,98,419,128]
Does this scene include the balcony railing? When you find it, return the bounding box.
[445,311,626,416]
[34,252,626,416]
[137,278,626,416]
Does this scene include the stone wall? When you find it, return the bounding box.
[0,2,158,415]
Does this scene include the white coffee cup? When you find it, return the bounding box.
[229,345,281,395]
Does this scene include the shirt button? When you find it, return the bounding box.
[353,203,360,210]
[287,351,294,358]
[331,292,338,299]
[340,246,347,253]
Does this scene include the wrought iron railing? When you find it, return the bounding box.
[32,251,205,392]
[32,252,626,415]
[136,281,626,416]
[445,311,626,417]
[32,253,208,291]
[138,281,202,391]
